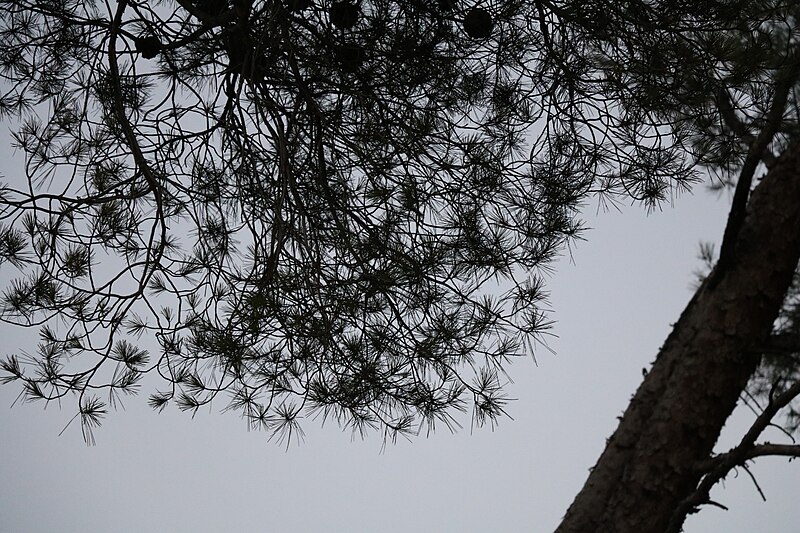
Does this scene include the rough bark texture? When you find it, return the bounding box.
[555,141,800,533]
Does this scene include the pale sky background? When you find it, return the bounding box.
[2,171,799,532]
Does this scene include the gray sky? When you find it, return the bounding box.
[2,181,798,532]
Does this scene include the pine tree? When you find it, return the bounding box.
[1,1,799,529]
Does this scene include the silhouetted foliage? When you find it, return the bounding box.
[0,0,600,443]
[1,0,799,464]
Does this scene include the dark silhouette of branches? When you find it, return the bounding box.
[0,0,797,456]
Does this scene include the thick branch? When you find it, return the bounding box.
[714,55,800,282]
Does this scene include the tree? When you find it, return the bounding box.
[553,2,800,530]
[0,0,798,531]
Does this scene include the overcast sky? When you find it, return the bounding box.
[2,175,798,532]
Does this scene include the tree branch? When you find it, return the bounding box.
[667,379,800,532]
[744,443,800,461]
[712,53,800,285]
[716,87,776,166]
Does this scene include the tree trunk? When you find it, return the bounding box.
[555,141,800,533]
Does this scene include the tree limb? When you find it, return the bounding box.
[667,379,800,531]
[712,52,800,285]
[716,87,776,166]
[743,443,800,461]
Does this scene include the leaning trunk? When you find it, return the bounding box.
[556,141,800,532]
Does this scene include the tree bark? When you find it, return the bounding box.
[555,140,800,533]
